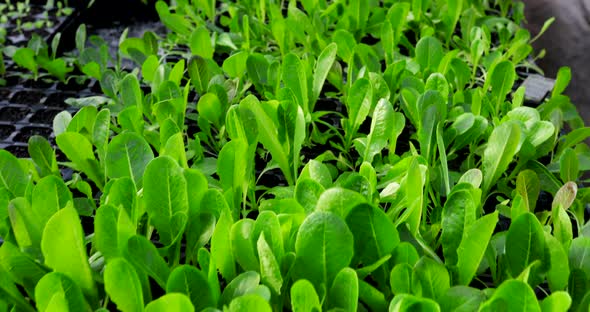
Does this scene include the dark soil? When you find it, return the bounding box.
[29,108,63,123]
[12,126,52,143]
[0,124,15,140]
[0,106,31,122]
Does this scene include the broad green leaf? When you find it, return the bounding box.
[332,29,356,61]
[219,271,260,308]
[145,294,194,312]
[143,156,188,245]
[328,267,358,312]
[457,211,498,285]
[346,203,399,287]
[282,53,309,115]
[240,95,293,185]
[311,43,337,107]
[41,206,97,304]
[56,132,104,188]
[127,235,170,289]
[252,211,284,264]
[198,93,223,129]
[217,138,248,212]
[489,61,516,114]
[540,291,571,312]
[167,265,215,311]
[295,179,325,213]
[400,157,424,234]
[0,242,47,294]
[545,233,569,292]
[13,48,37,75]
[105,258,144,312]
[552,67,571,98]
[556,127,590,157]
[482,121,521,195]
[231,219,259,272]
[293,211,354,297]
[247,53,269,92]
[479,280,541,312]
[439,286,486,312]
[390,263,413,295]
[228,294,271,312]
[359,280,388,312]
[388,293,441,312]
[290,279,321,312]
[560,148,579,183]
[346,78,372,139]
[299,160,332,189]
[8,198,43,255]
[412,257,450,300]
[506,213,546,277]
[190,26,213,59]
[120,74,143,110]
[316,187,367,218]
[441,187,477,266]
[552,204,573,248]
[0,150,28,198]
[516,170,541,213]
[569,237,590,278]
[35,272,91,312]
[107,132,154,189]
[211,207,236,281]
[257,233,283,295]
[223,51,248,78]
[362,99,394,163]
[32,175,72,228]
[188,56,211,95]
[415,36,443,72]
[28,135,58,177]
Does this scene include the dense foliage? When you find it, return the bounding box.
[1,0,590,311]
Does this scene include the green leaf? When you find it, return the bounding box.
[540,291,571,312]
[32,175,72,228]
[219,271,260,308]
[290,279,321,312]
[217,138,248,212]
[482,121,521,195]
[544,233,569,292]
[412,257,450,300]
[560,148,579,183]
[56,132,104,189]
[311,42,337,107]
[569,237,590,278]
[211,207,236,281]
[556,127,590,157]
[457,211,498,285]
[442,187,477,266]
[415,36,443,72]
[552,67,571,98]
[107,133,154,189]
[506,212,546,277]
[362,99,394,163]
[332,29,357,61]
[257,233,283,295]
[41,206,97,304]
[247,53,269,92]
[346,78,372,140]
[13,48,37,76]
[282,53,309,115]
[231,219,259,272]
[105,258,144,312]
[143,156,188,245]
[145,293,194,312]
[439,286,486,312]
[190,26,213,59]
[359,280,388,312]
[390,263,413,295]
[8,198,43,255]
[293,211,354,297]
[389,294,441,312]
[0,150,28,198]
[28,135,58,177]
[127,235,170,289]
[479,280,541,312]
[167,265,215,311]
[328,267,358,312]
[188,56,212,95]
[0,242,47,294]
[316,187,367,218]
[295,179,325,213]
[552,204,573,249]
[417,91,445,162]
[240,95,293,185]
[228,294,271,312]
[223,51,248,78]
[299,160,332,189]
[346,203,399,286]
[516,170,541,213]
[35,272,91,312]
[489,61,516,114]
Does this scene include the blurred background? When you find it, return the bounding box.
[523,0,590,125]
